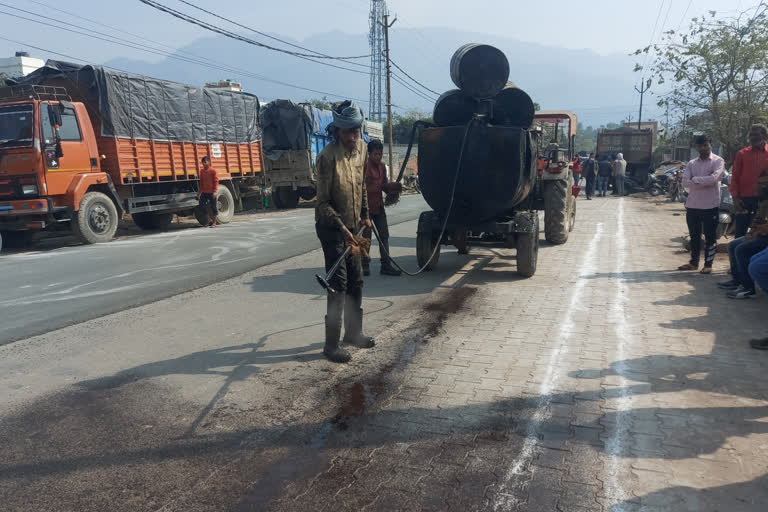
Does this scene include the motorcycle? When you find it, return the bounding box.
[403,173,420,193]
[622,174,664,196]
[668,167,688,202]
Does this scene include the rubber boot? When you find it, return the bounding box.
[323,293,350,363]
[379,239,401,276]
[342,289,375,348]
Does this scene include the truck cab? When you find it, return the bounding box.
[0,85,117,244]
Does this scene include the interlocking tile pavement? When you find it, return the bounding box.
[267,197,768,511]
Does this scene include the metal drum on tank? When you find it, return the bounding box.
[450,44,510,100]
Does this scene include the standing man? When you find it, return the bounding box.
[597,155,613,197]
[315,101,375,363]
[583,152,598,200]
[571,156,582,188]
[198,155,219,227]
[363,139,401,277]
[731,124,768,237]
[678,135,725,274]
[612,152,627,196]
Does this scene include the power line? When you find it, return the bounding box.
[675,0,695,32]
[137,0,369,75]
[0,15,370,103]
[641,0,667,73]
[176,0,369,61]
[390,73,435,104]
[389,58,440,96]
[0,35,131,74]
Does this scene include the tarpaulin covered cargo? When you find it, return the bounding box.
[12,60,260,143]
[260,100,336,160]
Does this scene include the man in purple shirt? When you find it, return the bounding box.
[678,135,725,274]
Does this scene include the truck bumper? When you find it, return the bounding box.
[0,198,51,230]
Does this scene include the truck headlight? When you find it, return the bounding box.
[21,184,38,195]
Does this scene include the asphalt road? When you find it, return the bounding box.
[0,195,428,344]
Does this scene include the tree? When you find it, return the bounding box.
[305,97,332,110]
[636,4,768,163]
[382,109,432,144]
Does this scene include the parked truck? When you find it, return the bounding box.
[261,99,383,209]
[596,127,654,179]
[0,61,263,249]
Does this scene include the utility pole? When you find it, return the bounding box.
[635,79,649,130]
[381,14,397,180]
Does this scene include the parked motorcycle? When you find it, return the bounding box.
[622,174,664,196]
[668,167,688,202]
[403,173,420,193]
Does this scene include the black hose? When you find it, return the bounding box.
[394,120,433,184]
[372,117,477,276]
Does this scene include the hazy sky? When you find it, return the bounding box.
[0,0,746,64]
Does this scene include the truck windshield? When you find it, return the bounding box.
[0,104,34,148]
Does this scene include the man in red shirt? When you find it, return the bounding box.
[731,124,768,237]
[363,139,401,276]
[198,155,219,227]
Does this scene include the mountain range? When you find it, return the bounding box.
[107,26,649,128]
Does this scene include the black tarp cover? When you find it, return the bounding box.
[260,99,310,160]
[12,60,260,143]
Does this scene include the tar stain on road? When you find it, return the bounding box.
[423,286,478,339]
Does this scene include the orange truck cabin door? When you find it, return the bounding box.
[40,102,93,197]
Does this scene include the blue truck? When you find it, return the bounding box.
[261,100,382,209]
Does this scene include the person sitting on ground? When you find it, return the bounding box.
[748,247,768,350]
[198,155,219,227]
[362,139,401,277]
[720,195,768,298]
[678,135,725,274]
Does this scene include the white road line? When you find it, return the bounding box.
[604,198,631,510]
[493,222,605,510]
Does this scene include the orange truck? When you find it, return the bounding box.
[0,61,263,249]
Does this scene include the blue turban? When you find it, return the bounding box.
[330,100,364,130]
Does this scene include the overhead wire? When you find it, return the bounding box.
[0,12,370,103]
[389,58,440,96]
[176,0,369,61]
[641,0,667,74]
[137,0,369,75]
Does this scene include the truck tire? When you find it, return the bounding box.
[216,185,235,224]
[275,186,299,209]
[544,180,569,245]
[132,212,173,231]
[72,191,119,244]
[568,195,577,232]
[298,186,317,201]
[0,230,32,249]
[516,214,539,277]
[416,211,440,271]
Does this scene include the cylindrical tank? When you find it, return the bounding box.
[433,89,477,127]
[491,82,535,129]
[450,44,510,99]
[417,124,536,225]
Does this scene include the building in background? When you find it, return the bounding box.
[204,79,242,92]
[0,52,45,78]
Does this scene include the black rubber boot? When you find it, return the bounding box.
[342,289,375,348]
[323,294,350,363]
[379,239,401,276]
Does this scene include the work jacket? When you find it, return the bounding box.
[315,139,369,230]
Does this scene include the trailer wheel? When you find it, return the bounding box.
[416,211,440,271]
[275,186,299,209]
[544,180,569,244]
[72,191,119,244]
[216,185,235,224]
[568,195,577,232]
[516,214,539,277]
[132,212,173,231]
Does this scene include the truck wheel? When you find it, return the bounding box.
[216,186,235,224]
[132,212,173,231]
[544,180,569,245]
[72,191,119,244]
[0,230,32,249]
[275,186,299,209]
[568,195,577,232]
[516,214,539,277]
[416,211,440,271]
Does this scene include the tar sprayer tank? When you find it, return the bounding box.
[418,44,537,226]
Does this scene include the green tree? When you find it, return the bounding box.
[635,4,768,163]
[382,109,432,144]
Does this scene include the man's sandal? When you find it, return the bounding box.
[700,266,712,274]
[677,263,698,271]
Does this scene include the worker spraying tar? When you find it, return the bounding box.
[315,101,375,363]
